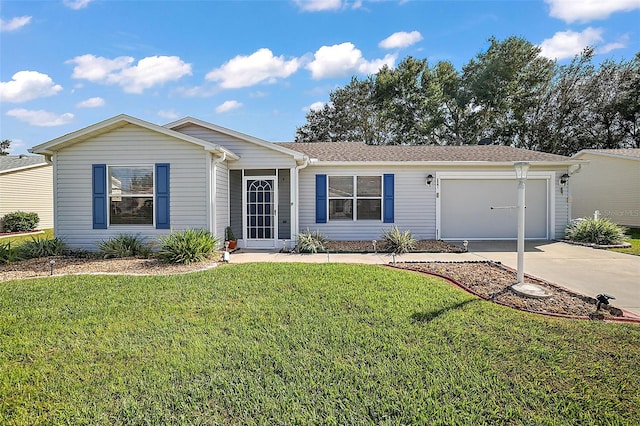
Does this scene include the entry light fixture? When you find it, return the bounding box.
[426,174,434,186]
[559,173,570,194]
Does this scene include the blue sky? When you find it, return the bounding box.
[1,0,639,155]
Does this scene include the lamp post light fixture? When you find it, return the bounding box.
[513,162,530,285]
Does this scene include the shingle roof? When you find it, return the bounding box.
[277,142,571,162]
[577,148,640,159]
[0,155,48,173]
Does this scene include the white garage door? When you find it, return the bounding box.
[440,178,548,240]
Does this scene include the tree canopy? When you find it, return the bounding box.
[295,36,639,155]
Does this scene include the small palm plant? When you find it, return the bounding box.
[295,229,327,253]
[381,226,417,254]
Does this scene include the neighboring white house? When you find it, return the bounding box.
[0,155,53,232]
[29,114,584,250]
[570,149,640,228]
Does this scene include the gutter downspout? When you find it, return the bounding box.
[292,156,311,247]
[212,152,227,238]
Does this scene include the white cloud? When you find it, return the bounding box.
[158,109,180,119]
[7,109,74,126]
[63,0,93,10]
[379,31,423,49]
[215,100,243,113]
[307,42,396,79]
[206,48,300,89]
[0,16,32,32]
[0,71,63,103]
[68,54,192,93]
[598,41,627,54]
[304,101,327,112]
[294,0,343,11]
[545,0,640,23]
[76,96,105,108]
[539,27,604,59]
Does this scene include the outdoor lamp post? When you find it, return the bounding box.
[514,162,530,285]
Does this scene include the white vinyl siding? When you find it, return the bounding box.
[214,159,229,240]
[0,164,53,231]
[54,124,210,250]
[299,166,436,240]
[173,124,297,169]
[571,153,640,227]
[300,165,570,241]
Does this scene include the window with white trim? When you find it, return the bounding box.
[328,175,382,221]
[109,166,154,225]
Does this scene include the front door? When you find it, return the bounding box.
[244,177,277,248]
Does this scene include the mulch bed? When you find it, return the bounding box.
[391,261,634,322]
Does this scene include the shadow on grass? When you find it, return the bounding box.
[410,299,478,323]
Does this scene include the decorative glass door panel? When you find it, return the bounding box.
[246,179,275,241]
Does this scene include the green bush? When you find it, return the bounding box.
[381,226,417,254]
[565,218,628,245]
[295,229,327,253]
[2,211,39,232]
[0,241,20,263]
[98,234,152,259]
[18,237,66,259]
[157,228,220,264]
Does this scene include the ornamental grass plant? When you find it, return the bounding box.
[157,228,220,264]
[565,218,628,245]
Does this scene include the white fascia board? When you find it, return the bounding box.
[164,117,305,161]
[572,150,640,161]
[306,160,586,167]
[29,114,239,160]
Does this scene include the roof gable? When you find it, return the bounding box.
[165,117,306,161]
[29,114,239,159]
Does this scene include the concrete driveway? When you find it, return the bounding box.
[229,241,640,316]
[466,240,640,316]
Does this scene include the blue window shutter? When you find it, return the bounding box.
[155,163,170,229]
[92,164,107,229]
[383,173,394,223]
[315,174,327,223]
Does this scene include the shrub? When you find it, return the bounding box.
[565,218,628,245]
[381,226,417,254]
[0,241,20,263]
[295,229,327,253]
[157,228,220,264]
[98,234,152,259]
[2,211,39,232]
[18,237,66,259]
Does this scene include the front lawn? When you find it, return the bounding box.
[0,228,54,245]
[1,263,638,424]
[611,227,640,256]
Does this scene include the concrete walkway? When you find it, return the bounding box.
[229,241,640,316]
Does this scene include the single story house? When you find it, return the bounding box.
[29,114,584,250]
[0,155,53,232]
[570,149,640,228]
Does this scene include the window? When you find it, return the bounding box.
[108,166,153,225]
[328,175,382,221]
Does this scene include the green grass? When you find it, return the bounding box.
[1,263,639,424]
[611,227,640,256]
[0,229,54,245]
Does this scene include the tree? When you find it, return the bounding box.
[295,77,392,144]
[0,139,10,155]
[462,36,555,148]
